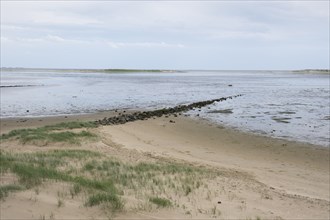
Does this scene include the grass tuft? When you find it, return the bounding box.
[57,198,64,207]
[149,197,172,207]
[85,193,123,211]
[0,121,98,144]
[0,184,25,199]
[43,121,98,130]
[69,184,81,198]
[12,163,69,187]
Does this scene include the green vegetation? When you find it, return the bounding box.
[0,149,221,213]
[69,184,82,198]
[2,129,96,144]
[43,121,98,130]
[0,184,25,199]
[0,149,121,212]
[293,69,330,74]
[103,69,165,73]
[149,197,172,207]
[0,121,98,144]
[85,193,123,210]
[0,67,179,74]
[57,198,64,207]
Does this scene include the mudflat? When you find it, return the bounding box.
[0,112,329,219]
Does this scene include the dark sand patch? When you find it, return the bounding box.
[278,111,296,115]
[272,117,292,123]
[208,109,233,114]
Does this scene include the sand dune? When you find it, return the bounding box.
[0,114,329,219]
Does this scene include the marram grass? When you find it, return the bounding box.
[0,121,98,144]
[0,149,221,213]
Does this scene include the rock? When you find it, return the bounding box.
[95,95,242,126]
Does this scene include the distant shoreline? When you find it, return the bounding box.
[0,67,181,73]
[292,69,330,74]
[1,67,329,74]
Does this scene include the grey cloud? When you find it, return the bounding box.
[1,1,328,69]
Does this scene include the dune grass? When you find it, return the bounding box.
[0,149,122,211]
[0,184,25,199]
[85,192,124,209]
[0,149,221,213]
[0,121,98,144]
[103,69,164,73]
[43,121,98,130]
[149,197,172,208]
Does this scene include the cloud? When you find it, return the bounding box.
[32,12,102,26]
[2,35,184,49]
[106,41,184,49]
[2,1,328,42]
[2,35,85,44]
[1,1,329,69]
[1,1,100,26]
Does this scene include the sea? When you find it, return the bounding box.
[1,69,329,147]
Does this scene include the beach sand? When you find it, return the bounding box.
[0,112,329,219]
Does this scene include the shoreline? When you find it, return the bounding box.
[1,110,329,219]
[99,115,329,197]
[1,109,328,149]
[193,115,329,148]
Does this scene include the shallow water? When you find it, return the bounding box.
[1,70,329,146]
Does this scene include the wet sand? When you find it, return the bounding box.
[0,112,329,219]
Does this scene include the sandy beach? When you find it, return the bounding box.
[0,111,329,219]
[2,0,330,218]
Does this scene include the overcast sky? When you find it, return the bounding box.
[1,1,329,70]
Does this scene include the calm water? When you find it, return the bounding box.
[1,70,329,146]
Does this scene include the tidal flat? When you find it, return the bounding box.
[1,69,329,146]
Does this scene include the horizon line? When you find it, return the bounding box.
[1,67,329,71]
